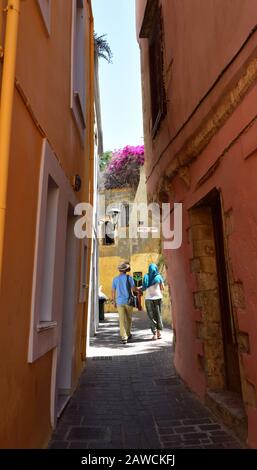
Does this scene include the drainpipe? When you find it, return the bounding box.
[81,1,95,361]
[0,0,20,289]
[0,2,5,59]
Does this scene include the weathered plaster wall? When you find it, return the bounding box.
[136,0,257,447]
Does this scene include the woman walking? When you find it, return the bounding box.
[142,263,164,340]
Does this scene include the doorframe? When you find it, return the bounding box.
[55,205,79,418]
[50,199,79,427]
[189,188,242,394]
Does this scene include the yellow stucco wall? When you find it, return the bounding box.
[99,168,172,324]
[99,252,172,325]
[100,252,159,303]
[99,172,172,323]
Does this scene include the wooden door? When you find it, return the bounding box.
[211,193,242,394]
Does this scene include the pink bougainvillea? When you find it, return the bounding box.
[107,145,145,171]
[104,145,145,189]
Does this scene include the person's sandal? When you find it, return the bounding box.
[152,334,157,340]
[157,332,162,339]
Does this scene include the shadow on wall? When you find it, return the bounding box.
[162,286,172,327]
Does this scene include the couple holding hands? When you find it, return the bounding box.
[112,262,164,344]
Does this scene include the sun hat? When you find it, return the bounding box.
[118,262,130,272]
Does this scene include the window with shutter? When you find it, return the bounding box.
[104,222,115,245]
[140,0,167,137]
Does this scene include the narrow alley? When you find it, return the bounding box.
[1,0,257,458]
[49,312,242,450]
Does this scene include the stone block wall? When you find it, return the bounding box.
[189,206,226,390]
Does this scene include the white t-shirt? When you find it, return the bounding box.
[145,282,163,300]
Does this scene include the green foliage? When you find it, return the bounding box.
[94,33,113,63]
[99,151,112,171]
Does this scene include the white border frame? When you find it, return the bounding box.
[28,140,78,363]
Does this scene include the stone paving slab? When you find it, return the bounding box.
[49,312,243,449]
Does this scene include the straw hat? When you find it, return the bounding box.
[118,262,130,272]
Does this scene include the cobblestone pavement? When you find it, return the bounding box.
[49,312,243,449]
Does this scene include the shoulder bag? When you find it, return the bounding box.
[126,276,137,308]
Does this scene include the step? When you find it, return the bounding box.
[206,389,247,444]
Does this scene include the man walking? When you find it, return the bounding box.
[112,262,135,344]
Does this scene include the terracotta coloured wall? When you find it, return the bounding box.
[136,0,257,191]
[136,0,257,447]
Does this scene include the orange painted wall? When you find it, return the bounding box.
[136,0,257,192]
[0,0,94,448]
[16,0,86,181]
[0,90,52,448]
[137,0,257,447]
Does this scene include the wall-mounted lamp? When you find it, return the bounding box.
[72,174,82,192]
